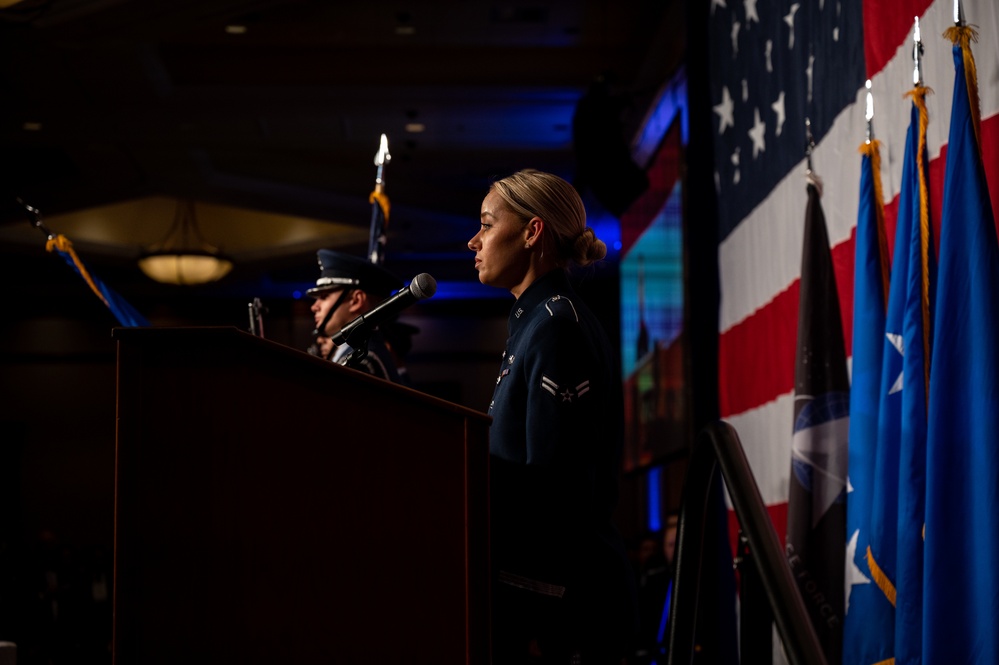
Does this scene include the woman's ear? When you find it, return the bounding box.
[525,216,545,248]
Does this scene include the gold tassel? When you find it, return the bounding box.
[369,189,391,224]
[866,545,897,607]
[45,234,110,307]
[903,86,933,394]
[858,139,891,307]
[944,25,983,152]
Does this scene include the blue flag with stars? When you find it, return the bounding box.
[923,34,999,664]
[843,141,894,665]
[866,87,934,664]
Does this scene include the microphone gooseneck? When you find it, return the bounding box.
[331,273,436,348]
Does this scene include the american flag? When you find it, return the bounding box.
[710,0,999,661]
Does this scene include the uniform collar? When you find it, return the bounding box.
[508,269,572,335]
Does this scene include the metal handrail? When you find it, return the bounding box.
[666,421,828,665]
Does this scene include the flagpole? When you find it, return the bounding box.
[368,133,391,266]
[17,197,55,239]
[18,197,149,327]
[865,79,875,144]
[913,17,924,87]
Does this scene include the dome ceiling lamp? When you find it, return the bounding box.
[138,199,233,285]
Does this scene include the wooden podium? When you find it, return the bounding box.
[112,327,491,664]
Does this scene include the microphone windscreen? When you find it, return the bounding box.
[410,273,437,300]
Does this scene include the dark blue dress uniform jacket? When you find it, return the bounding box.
[488,269,637,653]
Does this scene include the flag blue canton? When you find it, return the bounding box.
[709,0,864,240]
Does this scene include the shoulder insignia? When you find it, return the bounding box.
[544,294,579,321]
[541,375,590,402]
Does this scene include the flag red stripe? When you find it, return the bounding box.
[863,0,935,80]
[718,238,856,418]
[718,280,798,417]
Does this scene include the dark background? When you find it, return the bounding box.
[0,1,700,662]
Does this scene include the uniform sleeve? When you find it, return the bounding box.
[522,313,601,469]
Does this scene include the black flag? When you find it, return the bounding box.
[785,181,848,665]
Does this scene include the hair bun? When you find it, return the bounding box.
[572,227,607,268]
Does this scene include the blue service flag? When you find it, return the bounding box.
[842,143,893,665]
[923,39,999,665]
[48,235,149,327]
[368,190,389,266]
[866,88,934,663]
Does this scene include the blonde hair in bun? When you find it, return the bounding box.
[490,168,607,269]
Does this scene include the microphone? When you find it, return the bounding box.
[331,273,436,347]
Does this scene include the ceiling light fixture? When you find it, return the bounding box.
[138,200,233,285]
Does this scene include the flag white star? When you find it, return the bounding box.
[744,0,759,25]
[731,20,741,57]
[845,529,871,614]
[748,108,766,159]
[765,39,773,72]
[731,147,741,184]
[886,332,904,394]
[785,3,800,49]
[772,91,786,136]
[742,79,749,102]
[711,0,727,15]
[713,86,735,134]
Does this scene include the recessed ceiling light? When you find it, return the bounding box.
[394,26,415,35]
[225,25,247,34]
[22,121,42,131]
[405,123,426,133]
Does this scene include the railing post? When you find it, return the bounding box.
[666,421,828,665]
[735,531,773,662]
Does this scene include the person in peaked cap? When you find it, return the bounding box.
[308,249,404,383]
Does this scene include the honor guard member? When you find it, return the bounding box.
[468,169,638,664]
[308,249,404,383]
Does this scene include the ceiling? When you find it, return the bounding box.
[0,0,683,309]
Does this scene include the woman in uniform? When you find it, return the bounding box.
[468,169,637,664]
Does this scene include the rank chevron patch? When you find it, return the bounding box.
[541,375,590,402]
